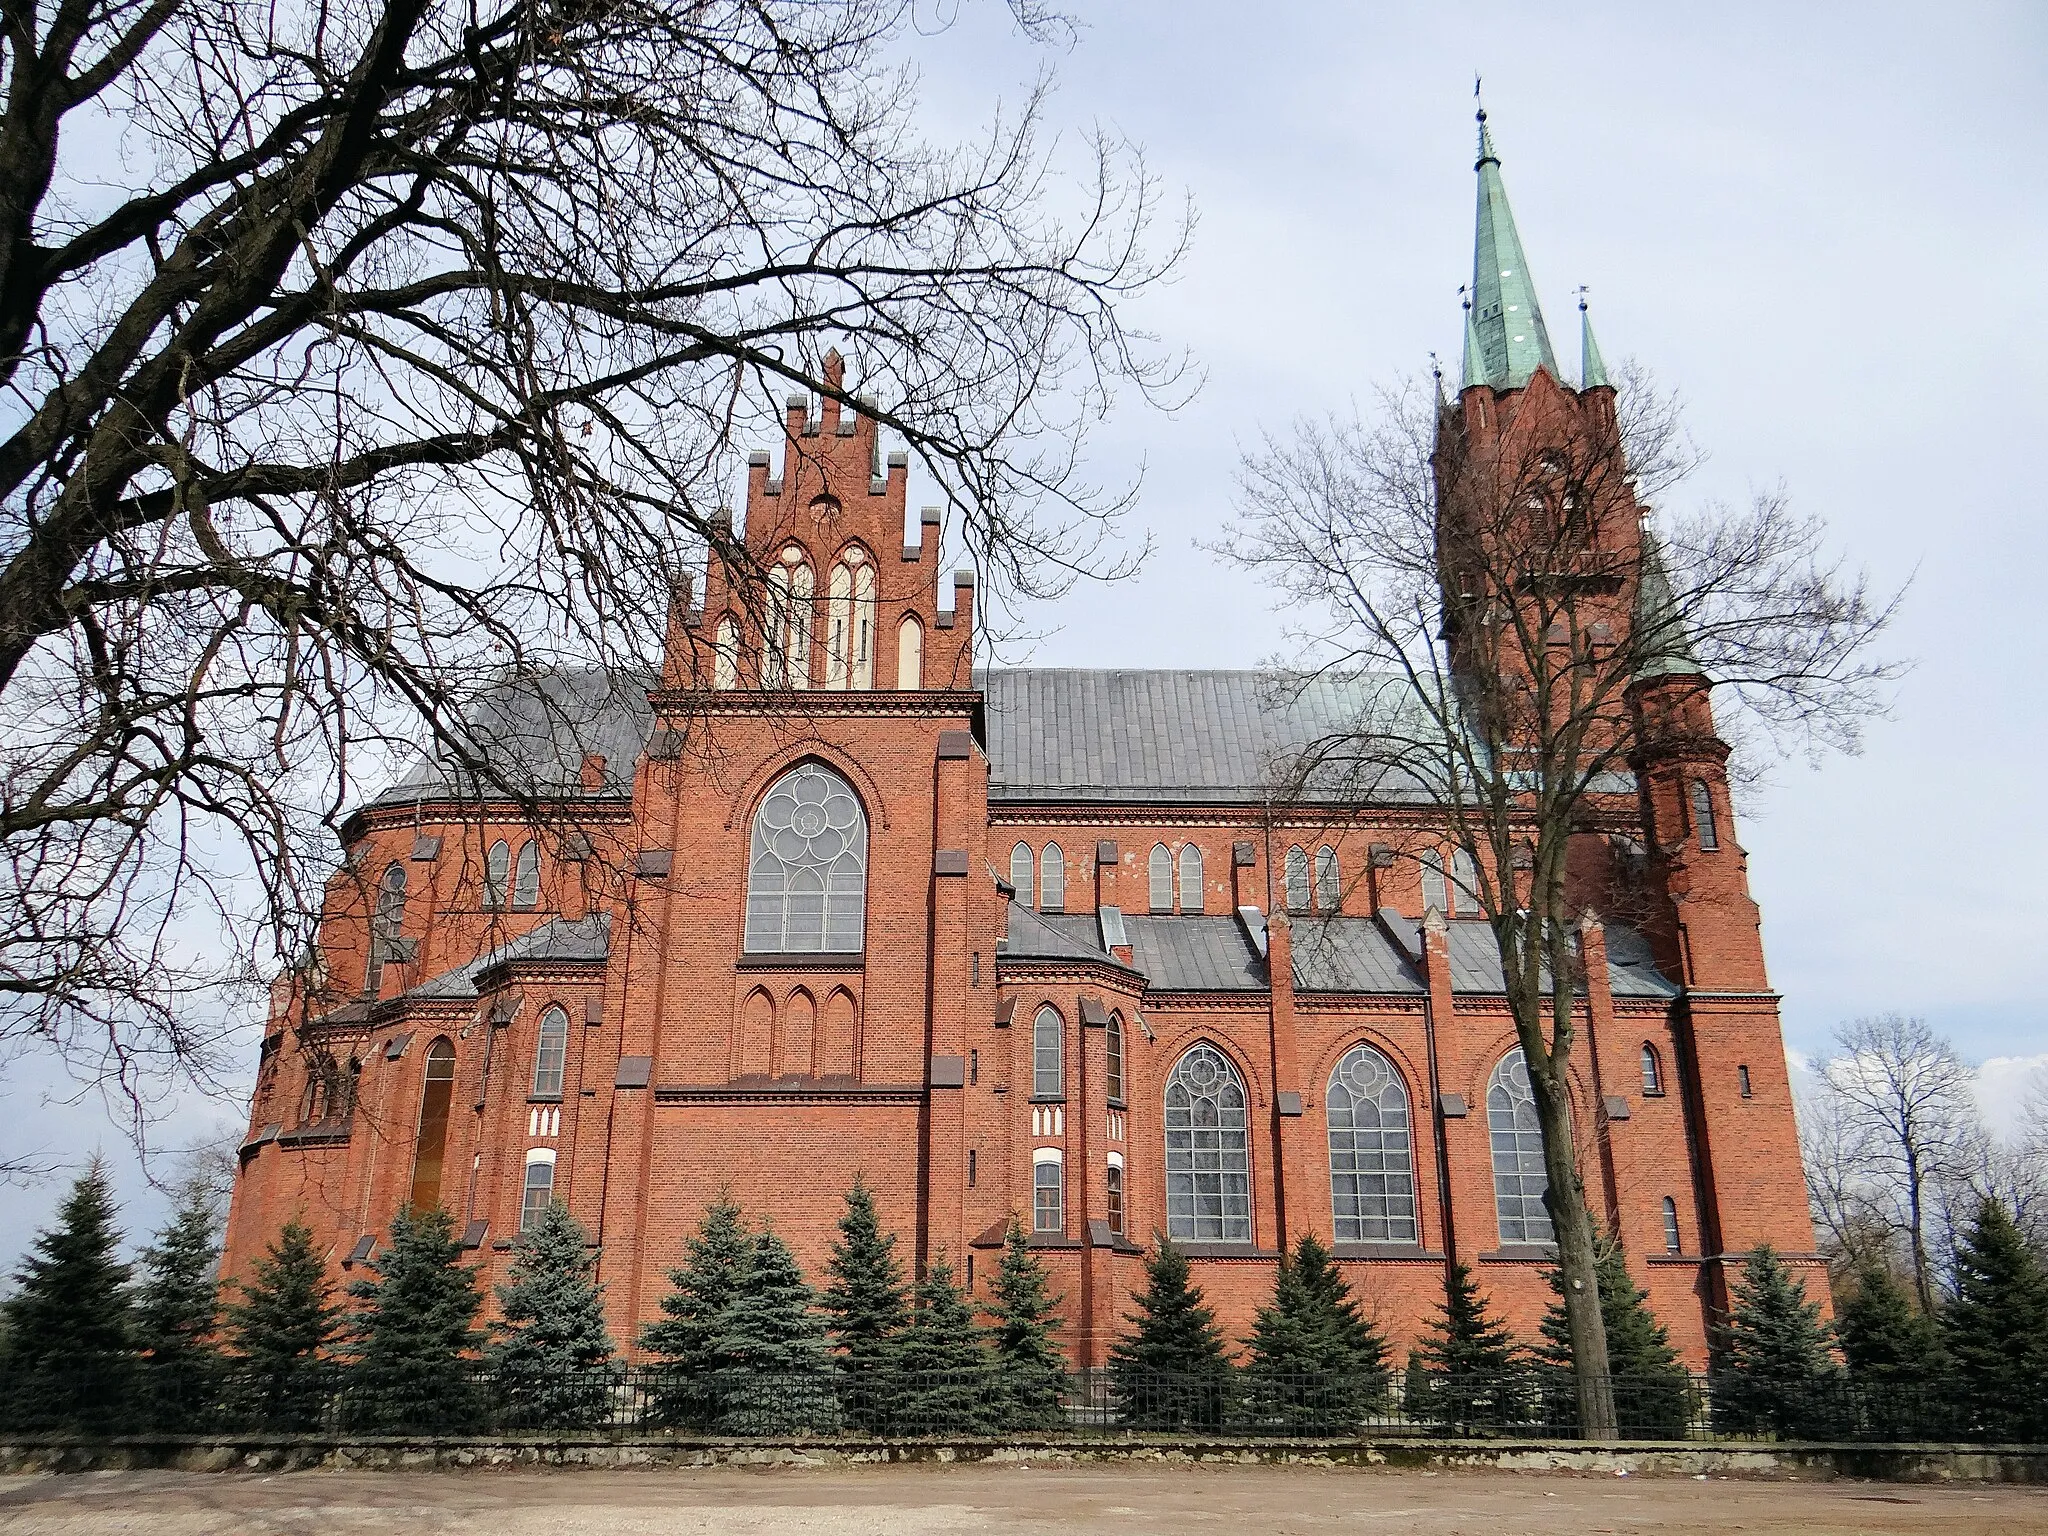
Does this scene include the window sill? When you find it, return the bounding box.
[1174,1242,1278,1260]
[1331,1242,1444,1262]
[736,952,865,971]
[1107,1097,1127,1111]
[527,1094,563,1104]
[1029,1094,1067,1105]
[1477,1245,1558,1263]
[1027,1232,1082,1250]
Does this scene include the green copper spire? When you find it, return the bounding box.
[1460,301,1487,391]
[1469,109,1558,389]
[1579,296,1610,390]
[1634,532,1704,683]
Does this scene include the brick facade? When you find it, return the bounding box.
[222,349,1820,1371]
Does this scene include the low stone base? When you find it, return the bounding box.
[0,1435,2043,1483]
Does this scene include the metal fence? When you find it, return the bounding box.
[0,1357,2031,1443]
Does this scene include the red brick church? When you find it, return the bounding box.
[223,117,1818,1367]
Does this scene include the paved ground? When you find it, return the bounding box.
[0,1465,2041,1535]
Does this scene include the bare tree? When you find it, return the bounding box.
[1220,369,1897,1437]
[0,0,1187,1106]
[1799,1078,1908,1288]
[1816,1015,1981,1313]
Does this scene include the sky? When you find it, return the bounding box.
[2,0,2041,1265]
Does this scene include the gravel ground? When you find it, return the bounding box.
[0,1464,2041,1536]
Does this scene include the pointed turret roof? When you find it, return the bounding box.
[1634,532,1704,683]
[1468,110,1559,390]
[1460,302,1487,391]
[1579,298,1610,390]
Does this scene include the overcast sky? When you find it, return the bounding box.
[3,1,2041,1264]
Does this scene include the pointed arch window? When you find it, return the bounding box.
[1033,1006,1063,1099]
[1420,849,1448,914]
[367,861,407,994]
[896,614,923,689]
[511,840,540,910]
[1690,779,1719,851]
[1178,844,1204,913]
[743,763,867,953]
[1450,847,1482,916]
[1284,845,1309,912]
[1146,843,1172,912]
[764,547,813,688]
[408,1037,457,1213]
[1105,1155,1126,1236]
[484,840,510,909]
[1314,846,1339,914]
[1662,1196,1683,1254]
[825,548,877,689]
[1033,1148,1064,1234]
[1488,1047,1555,1245]
[1010,841,1035,909]
[1164,1043,1251,1242]
[712,615,740,690]
[1327,1043,1418,1243]
[532,1005,569,1099]
[1640,1043,1665,1096]
[1106,1013,1126,1105]
[521,1149,557,1232]
[1040,843,1065,913]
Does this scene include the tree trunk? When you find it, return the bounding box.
[1523,1034,1619,1439]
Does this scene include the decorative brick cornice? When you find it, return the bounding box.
[650,688,981,719]
[654,1082,925,1105]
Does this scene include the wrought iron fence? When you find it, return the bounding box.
[0,1357,2032,1443]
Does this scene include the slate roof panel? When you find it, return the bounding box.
[1288,918,1425,994]
[400,913,612,1002]
[1121,915,1265,992]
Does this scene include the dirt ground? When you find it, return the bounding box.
[0,1464,2041,1536]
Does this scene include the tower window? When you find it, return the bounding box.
[968,1148,977,1188]
[531,1005,569,1099]
[1033,1152,1064,1234]
[1662,1196,1682,1254]
[1106,1014,1125,1105]
[408,1038,457,1214]
[1033,1006,1063,1099]
[520,1151,556,1232]
[969,1048,979,1086]
[1640,1043,1664,1096]
[1690,779,1719,851]
[1738,1064,1753,1099]
[1106,1158,1126,1236]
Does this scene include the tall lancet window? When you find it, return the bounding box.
[896,615,923,689]
[826,548,877,689]
[764,546,813,688]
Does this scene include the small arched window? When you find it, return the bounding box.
[1450,847,1482,916]
[896,614,923,689]
[511,840,540,909]
[367,861,407,994]
[1178,844,1204,913]
[712,615,740,690]
[1033,1149,1064,1234]
[409,1038,457,1213]
[1284,845,1309,912]
[1640,1043,1664,1096]
[1040,843,1065,913]
[825,549,876,690]
[1106,1013,1126,1104]
[743,763,868,953]
[1033,1006,1063,1099]
[1148,843,1172,912]
[1105,1156,1126,1235]
[1164,1043,1250,1242]
[521,1149,557,1232]
[1420,849,1448,914]
[1690,779,1719,851]
[484,839,510,909]
[1488,1047,1554,1245]
[532,1005,569,1098]
[764,547,813,688]
[1661,1196,1682,1254]
[1327,1044,1418,1243]
[1010,841,1035,909]
[1315,846,1339,913]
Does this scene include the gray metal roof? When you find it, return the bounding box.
[1123,915,1268,992]
[1289,918,1426,994]
[979,669,1428,805]
[402,913,612,1002]
[1002,904,1118,966]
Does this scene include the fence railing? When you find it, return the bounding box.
[0,1357,2030,1444]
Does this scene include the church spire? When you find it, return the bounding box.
[1468,106,1559,390]
[1578,292,1611,390]
[1460,296,1487,391]
[1633,531,1704,683]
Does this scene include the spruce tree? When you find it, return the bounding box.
[985,1217,1068,1431]
[1412,1261,1528,1431]
[1536,1236,1689,1438]
[1400,1345,1430,1422]
[1942,1199,2048,1443]
[0,1163,135,1432]
[346,1204,486,1432]
[1107,1237,1233,1430]
[886,1254,1000,1434]
[1710,1244,1841,1440]
[1243,1232,1391,1432]
[224,1219,340,1433]
[1836,1260,1947,1440]
[702,1227,838,1434]
[133,1180,223,1427]
[817,1180,909,1429]
[641,1194,751,1427]
[486,1201,617,1429]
